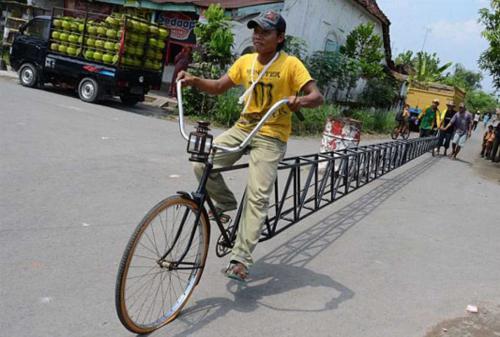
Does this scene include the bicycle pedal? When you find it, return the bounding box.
[209,213,231,224]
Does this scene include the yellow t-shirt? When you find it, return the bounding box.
[227,52,313,142]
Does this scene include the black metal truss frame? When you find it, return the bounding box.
[212,136,438,246]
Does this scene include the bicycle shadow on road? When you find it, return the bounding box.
[154,156,438,337]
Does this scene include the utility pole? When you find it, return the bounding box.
[421,26,431,52]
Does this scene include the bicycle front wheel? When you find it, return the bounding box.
[115,195,209,334]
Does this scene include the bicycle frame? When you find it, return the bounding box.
[163,81,439,265]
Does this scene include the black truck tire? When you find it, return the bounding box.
[19,63,39,88]
[120,95,141,107]
[78,77,100,103]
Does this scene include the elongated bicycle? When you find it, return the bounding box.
[115,81,439,334]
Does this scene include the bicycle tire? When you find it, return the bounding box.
[115,195,209,334]
[390,127,399,140]
[402,127,410,140]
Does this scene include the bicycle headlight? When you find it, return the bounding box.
[187,121,213,162]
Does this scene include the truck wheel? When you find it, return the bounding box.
[19,63,38,88]
[78,77,100,103]
[120,95,140,107]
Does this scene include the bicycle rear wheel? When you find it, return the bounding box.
[402,127,410,140]
[115,195,209,334]
[390,127,399,140]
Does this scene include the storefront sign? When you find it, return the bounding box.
[158,12,196,43]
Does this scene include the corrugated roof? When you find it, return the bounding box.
[148,0,283,8]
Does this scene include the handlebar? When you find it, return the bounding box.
[176,80,289,153]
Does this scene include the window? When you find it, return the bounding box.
[324,32,340,52]
[25,19,50,40]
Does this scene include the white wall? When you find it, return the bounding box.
[231,0,385,60]
[228,0,388,102]
[282,0,385,63]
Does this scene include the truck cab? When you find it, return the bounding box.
[10,16,50,87]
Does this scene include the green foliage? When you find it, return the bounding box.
[395,50,414,68]
[293,105,395,135]
[413,51,452,83]
[442,64,483,92]
[478,0,500,91]
[184,4,234,116]
[395,50,452,83]
[193,4,233,66]
[307,51,360,100]
[291,104,341,135]
[283,35,308,61]
[340,22,384,79]
[212,88,242,127]
[350,108,395,134]
[465,90,499,113]
[361,77,398,108]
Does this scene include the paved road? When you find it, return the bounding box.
[1,76,499,337]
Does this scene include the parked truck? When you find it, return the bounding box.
[405,81,466,131]
[9,8,169,105]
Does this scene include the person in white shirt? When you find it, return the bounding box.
[472,111,480,131]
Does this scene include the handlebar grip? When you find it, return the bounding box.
[295,109,305,121]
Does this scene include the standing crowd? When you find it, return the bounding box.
[415,99,500,162]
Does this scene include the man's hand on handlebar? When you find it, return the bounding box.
[176,71,195,87]
[287,95,302,112]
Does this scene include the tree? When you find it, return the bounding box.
[283,35,308,62]
[183,4,234,116]
[361,77,399,108]
[442,64,483,92]
[465,90,498,113]
[340,22,384,79]
[478,0,500,91]
[307,51,360,101]
[394,50,414,73]
[412,51,452,83]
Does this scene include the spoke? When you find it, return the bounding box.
[127,272,159,315]
[126,269,164,281]
[144,271,163,325]
[136,272,160,324]
[160,208,169,255]
[159,271,167,321]
[142,230,159,258]
[149,218,161,257]
[133,254,158,261]
[137,240,158,257]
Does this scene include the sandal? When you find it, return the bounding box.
[224,261,248,282]
[208,209,231,224]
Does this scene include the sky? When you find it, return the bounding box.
[377,0,496,94]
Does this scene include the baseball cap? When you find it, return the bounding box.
[432,98,440,104]
[446,100,455,106]
[247,10,286,32]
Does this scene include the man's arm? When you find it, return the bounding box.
[467,114,473,137]
[287,81,324,112]
[177,71,235,95]
[417,108,426,121]
[442,114,456,131]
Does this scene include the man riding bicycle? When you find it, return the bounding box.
[177,10,324,281]
[394,103,410,138]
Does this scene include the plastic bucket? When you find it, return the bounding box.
[319,117,362,173]
[320,117,361,153]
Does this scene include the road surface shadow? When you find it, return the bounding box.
[151,156,438,337]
